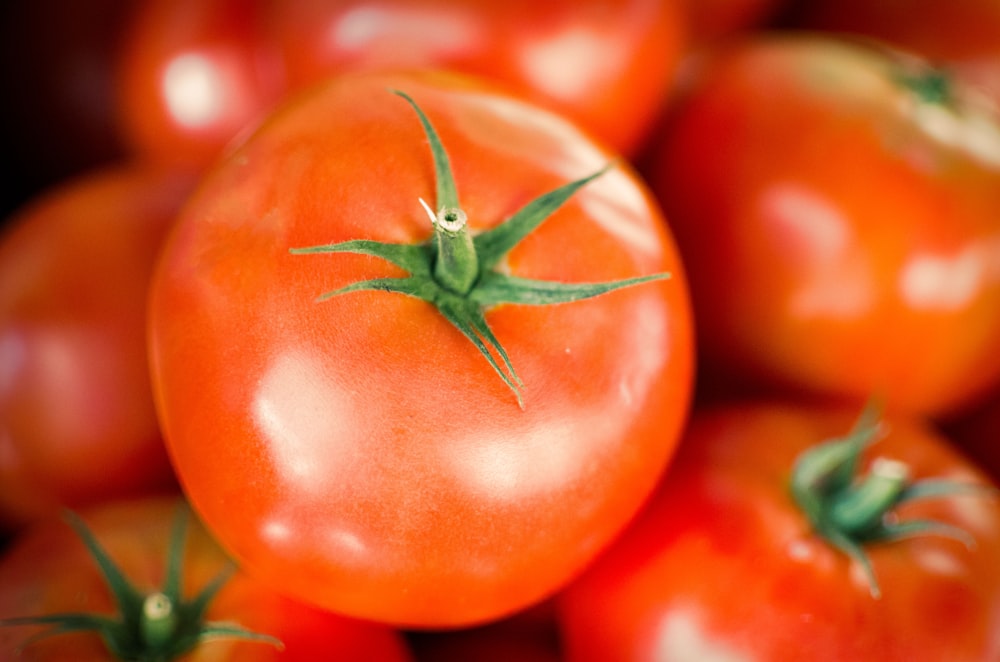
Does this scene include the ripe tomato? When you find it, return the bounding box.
[148,70,693,627]
[0,496,412,661]
[115,0,685,170]
[790,0,1000,110]
[0,164,193,531]
[557,402,1000,661]
[647,34,1000,417]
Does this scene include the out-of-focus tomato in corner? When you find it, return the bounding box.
[557,401,1000,661]
[0,496,415,661]
[0,164,194,533]
[645,34,1000,419]
[787,0,1000,112]
[114,0,688,171]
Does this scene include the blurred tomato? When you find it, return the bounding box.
[115,0,686,170]
[790,0,1000,111]
[558,402,1000,661]
[0,496,413,661]
[0,164,193,531]
[647,34,1000,417]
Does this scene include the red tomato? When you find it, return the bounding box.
[148,70,693,627]
[557,402,1000,661]
[646,34,1000,417]
[0,164,193,531]
[114,0,285,173]
[115,0,686,169]
[790,0,1000,111]
[0,496,413,661]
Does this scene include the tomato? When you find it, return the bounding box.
[115,0,686,170]
[148,70,694,627]
[789,0,1000,110]
[557,401,1000,661]
[0,496,412,661]
[0,164,194,531]
[646,34,1000,418]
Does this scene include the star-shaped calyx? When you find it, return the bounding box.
[0,505,281,660]
[290,90,670,408]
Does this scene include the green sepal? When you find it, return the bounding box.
[0,504,283,661]
[789,400,989,600]
[470,271,670,307]
[290,90,672,406]
[473,165,613,271]
[290,239,433,277]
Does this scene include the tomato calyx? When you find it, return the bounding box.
[290,90,670,408]
[0,505,282,661]
[789,403,992,599]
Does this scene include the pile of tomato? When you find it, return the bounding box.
[2,1,1000,660]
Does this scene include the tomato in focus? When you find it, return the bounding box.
[148,70,694,627]
[647,34,1000,418]
[0,164,193,532]
[0,496,413,661]
[115,0,686,170]
[557,402,1000,661]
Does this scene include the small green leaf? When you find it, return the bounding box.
[392,90,459,210]
[315,275,440,303]
[473,165,612,271]
[290,239,433,277]
[470,271,670,307]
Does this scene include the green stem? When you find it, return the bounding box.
[420,198,478,295]
[140,592,177,652]
[828,458,909,535]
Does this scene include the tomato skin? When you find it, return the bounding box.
[148,70,693,627]
[115,0,685,169]
[0,165,193,531]
[647,34,1000,417]
[557,402,1000,661]
[0,496,413,661]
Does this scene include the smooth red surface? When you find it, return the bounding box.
[648,35,1000,417]
[0,497,413,661]
[148,70,694,627]
[558,402,1000,661]
[0,165,192,531]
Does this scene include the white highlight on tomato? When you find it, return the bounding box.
[162,53,226,129]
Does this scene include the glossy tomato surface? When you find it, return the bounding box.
[0,164,192,531]
[148,70,694,627]
[0,496,413,661]
[115,0,685,169]
[648,34,1000,417]
[558,402,1000,661]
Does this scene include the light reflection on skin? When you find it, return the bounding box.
[759,184,875,319]
[328,6,483,61]
[654,608,752,662]
[517,26,624,102]
[252,349,359,497]
[162,53,227,129]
